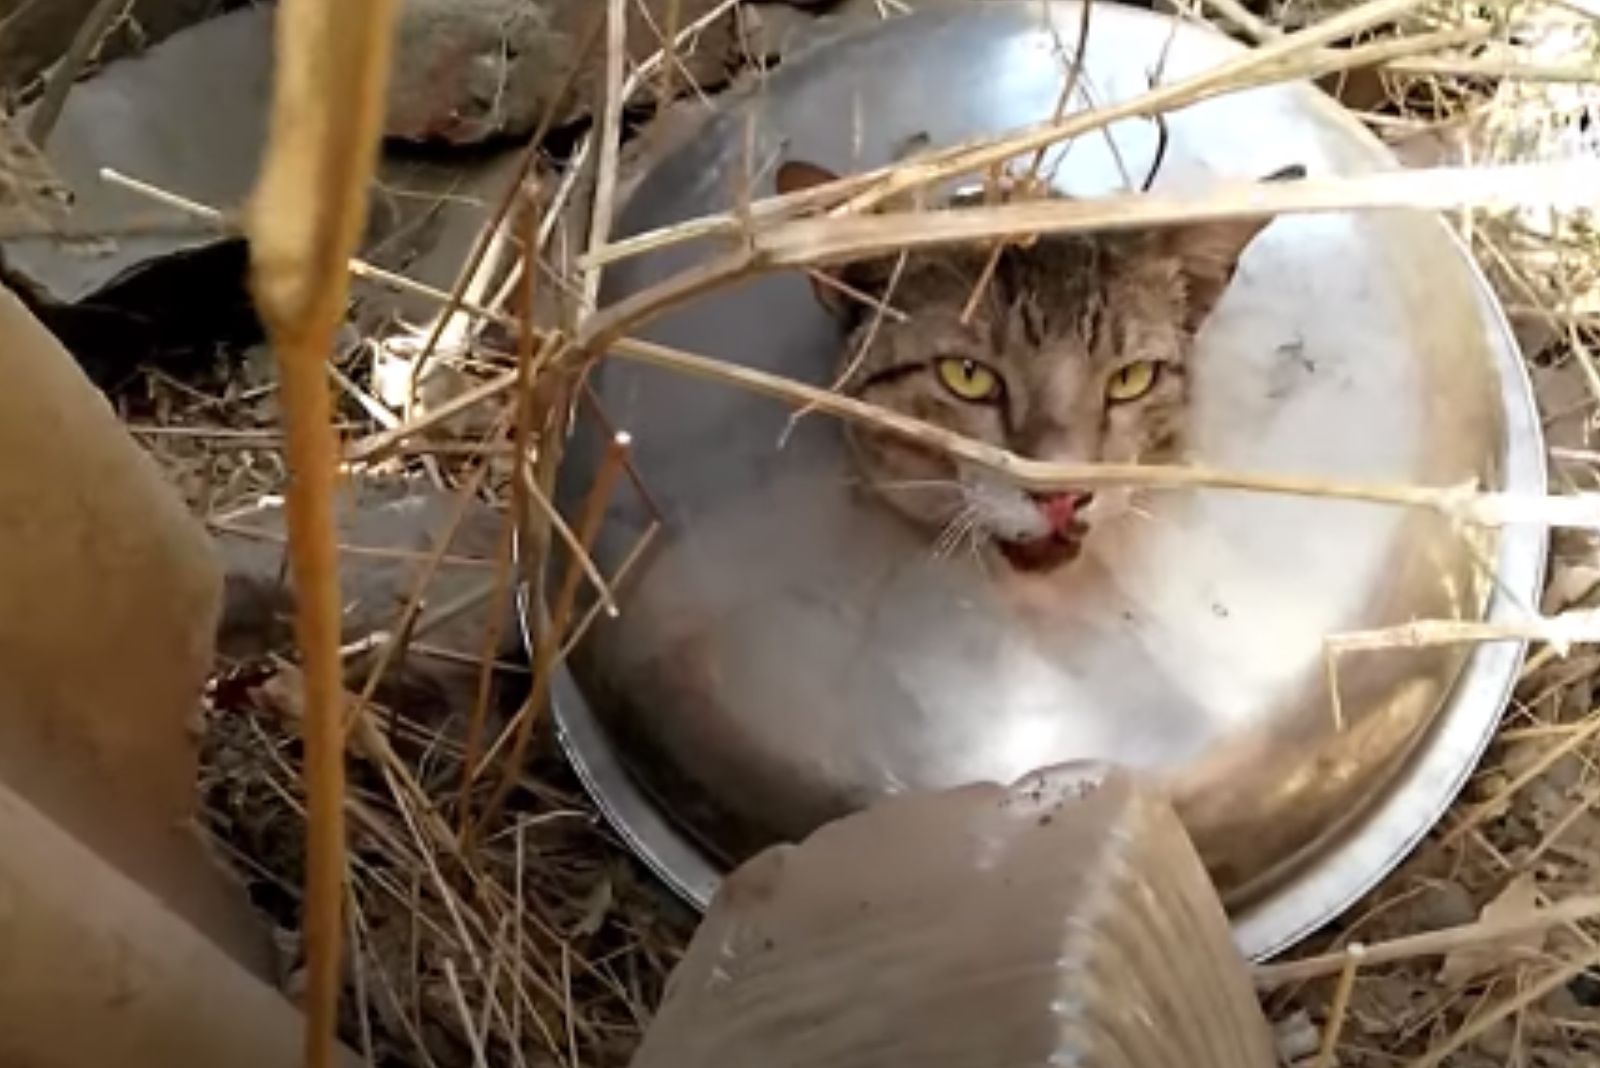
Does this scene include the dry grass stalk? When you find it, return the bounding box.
[585,0,630,312]
[209,522,500,569]
[115,157,1593,541]
[580,161,1595,350]
[1312,946,1365,1068]
[470,431,633,837]
[1436,707,1600,851]
[458,203,554,827]
[578,0,1437,270]
[601,335,1600,531]
[521,467,622,617]
[1327,608,1600,658]
[1256,894,1600,987]
[1387,55,1600,81]
[559,520,662,659]
[100,166,521,330]
[400,13,607,407]
[245,0,400,1062]
[1406,948,1600,1067]
[350,456,495,725]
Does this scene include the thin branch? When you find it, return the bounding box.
[583,0,630,311]
[1384,56,1600,82]
[101,167,519,330]
[470,431,633,836]
[1312,946,1364,1068]
[442,959,491,1068]
[401,13,604,409]
[1254,894,1600,987]
[596,335,1600,531]
[26,0,124,146]
[245,0,401,1061]
[748,162,1597,271]
[1327,609,1600,660]
[1405,949,1600,1068]
[578,0,1436,270]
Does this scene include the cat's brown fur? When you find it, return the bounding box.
[780,160,1290,571]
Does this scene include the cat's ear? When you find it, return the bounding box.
[1166,163,1304,330]
[776,159,840,197]
[777,159,862,319]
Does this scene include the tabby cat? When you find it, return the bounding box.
[779,159,1300,571]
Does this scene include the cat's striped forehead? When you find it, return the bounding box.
[836,231,1180,369]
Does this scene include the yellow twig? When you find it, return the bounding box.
[245,0,399,1063]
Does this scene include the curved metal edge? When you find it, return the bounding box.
[1230,220,1549,958]
[553,664,722,908]
[526,1,1551,959]
[513,565,721,910]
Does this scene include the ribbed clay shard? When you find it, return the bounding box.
[630,766,1275,1068]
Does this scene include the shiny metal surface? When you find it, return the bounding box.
[536,2,1547,957]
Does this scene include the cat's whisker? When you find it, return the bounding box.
[930,515,959,558]
[956,514,988,565]
[834,476,967,496]
[932,505,981,560]
[874,479,968,494]
[1123,500,1189,536]
[933,518,966,559]
[962,523,992,577]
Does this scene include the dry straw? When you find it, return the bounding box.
[121,0,1600,1062]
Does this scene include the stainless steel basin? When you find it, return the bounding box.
[537,1,1547,958]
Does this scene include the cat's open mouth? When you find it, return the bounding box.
[997,527,1087,572]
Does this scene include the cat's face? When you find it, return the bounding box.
[782,163,1280,572]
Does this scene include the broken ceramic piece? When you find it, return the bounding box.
[1,5,523,379]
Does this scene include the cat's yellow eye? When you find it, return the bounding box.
[936,358,1002,403]
[1106,361,1160,403]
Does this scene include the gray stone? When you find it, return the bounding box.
[385,0,741,144]
[215,478,525,737]
[0,0,225,92]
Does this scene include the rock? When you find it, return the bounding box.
[214,477,525,740]
[0,279,271,974]
[0,0,223,92]
[385,0,741,145]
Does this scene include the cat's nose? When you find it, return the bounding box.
[1030,491,1094,534]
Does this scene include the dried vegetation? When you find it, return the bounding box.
[7,0,1600,1063]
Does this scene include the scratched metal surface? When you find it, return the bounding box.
[536,1,1546,958]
